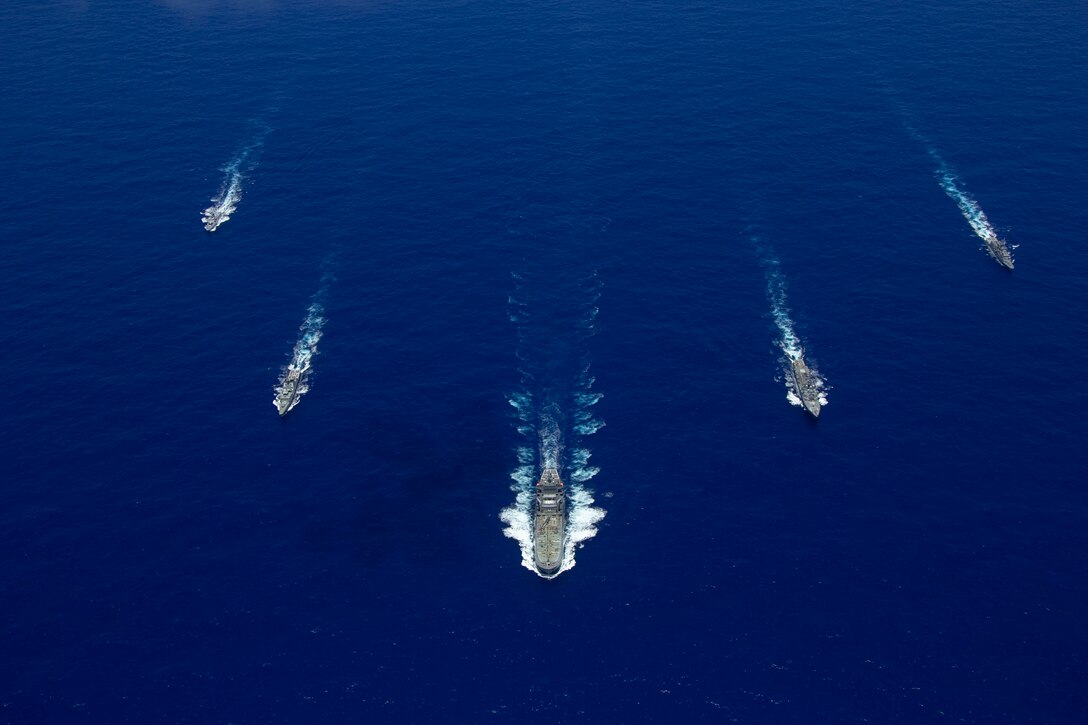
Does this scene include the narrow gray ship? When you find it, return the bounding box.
[533,467,566,577]
[985,236,1015,270]
[790,353,822,418]
[274,367,304,417]
[201,204,229,232]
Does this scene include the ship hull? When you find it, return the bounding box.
[275,374,302,416]
[986,239,1014,270]
[533,468,566,577]
[791,358,822,418]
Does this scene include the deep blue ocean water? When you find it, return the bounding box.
[2,0,1087,721]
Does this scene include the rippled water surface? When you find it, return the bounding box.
[2,0,1086,721]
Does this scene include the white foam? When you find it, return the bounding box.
[499,505,537,575]
[510,465,535,488]
[929,149,1014,264]
[570,448,593,466]
[762,255,802,358]
[558,484,606,574]
[576,392,603,407]
[570,466,600,482]
[574,420,606,435]
[538,412,561,469]
[508,391,532,415]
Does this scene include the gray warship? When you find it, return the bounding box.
[274,367,304,417]
[533,467,566,577]
[985,236,1015,270]
[201,204,230,232]
[790,353,822,418]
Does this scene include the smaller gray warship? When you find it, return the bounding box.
[984,235,1015,270]
[790,353,822,418]
[274,367,304,417]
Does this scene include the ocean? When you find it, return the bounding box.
[2,0,1086,721]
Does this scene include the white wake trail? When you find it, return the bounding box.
[929,151,991,239]
[202,161,242,232]
[273,279,329,416]
[201,122,271,232]
[758,245,828,411]
[763,255,802,360]
[904,121,1016,268]
[500,273,606,578]
[931,153,1015,267]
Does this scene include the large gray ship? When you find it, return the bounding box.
[274,367,304,417]
[790,353,822,418]
[533,467,566,577]
[985,236,1015,270]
